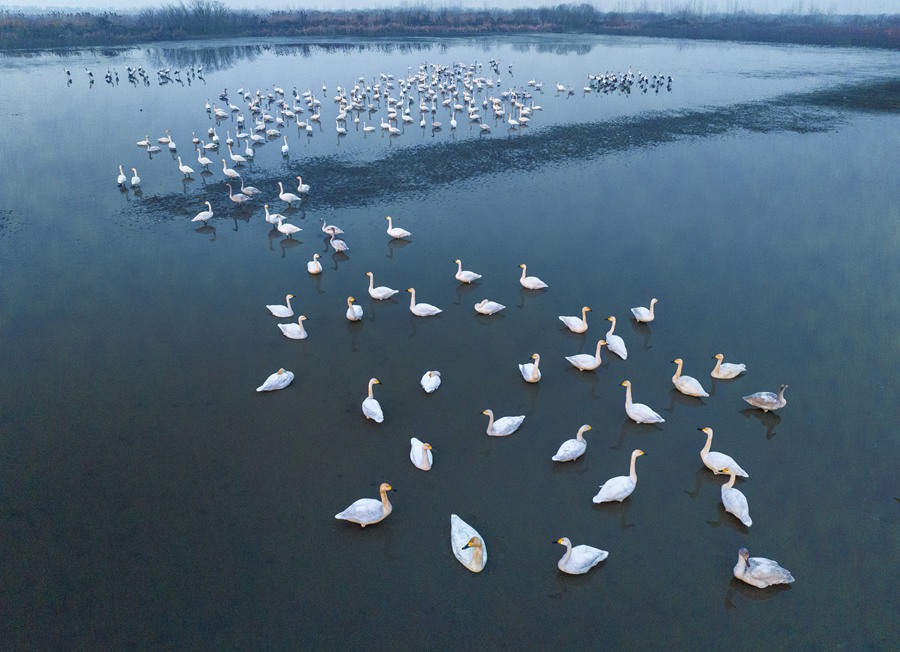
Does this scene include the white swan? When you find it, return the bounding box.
[278,181,302,207]
[565,340,607,371]
[482,409,524,437]
[698,427,748,477]
[226,183,251,206]
[276,216,301,239]
[307,253,322,275]
[559,306,591,333]
[711,353,747,379]
[266,293,294,318]
[130,167,141,187]
[116,165,126,186]
[256,368,294,392]
[280,135,289,155]
[742,385,788,412]
[296,176,310,194]
[278,315,308,340]
[346,296,363,322]
[518,263,548,290]
[335,483,393,527]
[555,537,608,575]
[191,201,214,223]
[320,218,344,236]
[177,156,194,178]
[329,233,349,253]
[385,215,411,239]
[263,204,285,226]
[518,353,541,383]
[631,298,658,323]
[720,468,752,527]
[454,259,482,283]
[605,316,628,360]
[238,176,260,196]
[672,358,709,397]
[365,272,399,300]
[451,514,487,573]
[420,370,441,393]
[362,377,383,422]
[227,144,246,165]
[733,548,794,588]
[196,147,212,169]
[551,424,591,462]
[407,288,441,317]
[592,449,645,503]
[621,380,664,424]
[409,437,433,471]
[474,299,506,315]
[221,159,240,180]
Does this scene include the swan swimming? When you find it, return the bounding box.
[631,298,658,323]
[482,409,524,437]
[266,294,294,318]
[385,215,411,239]
[565,340,606,371]
[278,315,308,340]
[346,296,363,322]
[407,288,442,316]
[605,316,628,360]
[672,358,709,397]
[698,427,748,477]
[362,377,383,422]
[365,272,399,300]
[742,384,788,412]
[335,483,394,527]
[451,514,487,573]
[454,259,482,283]
[474,299,506,315]
[720,468,752,527]
[409,437,433,471]
[551,424,591,462]
[256,368,294,392]
[518,263,548,290]
[559,306,591,333]
[733,547,794,588]
[621,380,664,424]
[555,537,608,575]
[307,253,322,275]
[710,353,747,379]
[420,370,441,393]
[593,449,645,503]
[518,353,541,383]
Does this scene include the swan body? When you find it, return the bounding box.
[266,293,294,318]
[362,377,383,422]
[335,483,393,527]
[711,353,747,379]
[698,427,748,477]
[474,299,506,315]
[276,216,301,239]
[451,515,487,573]
[518,263,548,290]
[256,368,294,392]
[559,306,591,333]
[196,148,212,169]
[329,233,349,253]
[307,253,322,274]
[631,298,658,323]
[552,424,591,462]
[672,358,709,397]
[556,537,608,575]
[278,315,308,340]
[365,272,399,300]
[409,437,433,471]
[518,353,541,383]
[593,449,645,503]
[742,385,788,412]
[226,183,251,206]
[116,165,126,186]
[420,370,441,393]
[296,176,310,194]
[278,181,302,207]
[191,201,214,223]
[621,380,664,424]
[565,340,606,371]
[385,215,411,239]
[734,548,794,588]
[321,218,344,236]
[605,316,628,360]
[482,409,524,437]
[721,468,752,527]
[407,288,441,317]
[221,159,240,180]
[346,296,363,322]
[130,167,141,187]
[454,259,482,283]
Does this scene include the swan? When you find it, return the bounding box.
[320,218,344,236]
[605,317,628,360]
[276,216,301,239]
[278,181,302,207]
[136,135,150,147]
[409,437,433,471]
[130,167,141,187]
[221,159,240,180]
[518,263,548,290]
[335,483,393,527]
[592,449,645,503]
[733,548,794,588]
[621,380,665,424]
[720,468,752,527]
[551,424,591,462]
[116,164,126,186]
[555,537,608,575]
[256,367,294,392]
[451,515,486,573]
[698,427,748,477]
[329,233,349,253]
[559,306,591,333]
[385,216,411,239]
[278,315,308,340]
[346,296,363,322]
[631,298,658,323]
[420,370,441,393]
[474,299,505,315]
[296,176,310,194]
[146,142,161,154]
[711,353,747,379]
[226,183,251,206]
[191,201,214,224]
[227,144,246,165]
[454,259,482,283]
[281,135,289,155]
[518,353,541,383]
[672,358,709,397]
[365,272,399,300]
[363,122,376,133]
[742,384,788,412]
[362,377,383,422]
[263,204,285,225]
[565,340,607,371]
[407,288,441,317]
[266,294,294,318]
[482,409,524,437]
[307,253,322,275]
[177,156,194,178]
[196,148,212,170]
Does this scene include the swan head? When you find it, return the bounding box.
[276,368,286,374]
[264,204,269,209]
[407,288,414,293]
[650,298,659,305]
[598,340,607,346]
[519,263,526,269]
[698,427,713,436]
[298,315,307,322]
[370,378,380,385]
[739,548,750,561]
[379,482,393,493]
[454,259,461,264]
[620,380,631,388]
[634,449,645,457]
[312,253,319,260]
[583,306,591,312]
[672,358,683,365]
[366,271,373,277]
[423,443,433,451]
[555,537,571,546]
[462,536,482,551]
[607,316,616,323]
[713,353,724,360]
[347,296,356,304]
[531,353,539,360]
[482,409,492,416]
[286,294,294,299]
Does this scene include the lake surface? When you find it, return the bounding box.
[0,34,898,649]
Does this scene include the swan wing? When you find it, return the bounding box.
[420,371,441,393]
[606,334,628,360]
[490,415,525,436]
[674,375,709,397]
[335,498,383,525]
[565,354,599,371]
[592,476,634,503]
[705,452,748,478]
[256,369,294,392]
[626,402,665,424]
[552,438,586,462]
[745,556,794,586]
[561,545,608,574]
[722,487,752,527]
[362,397,384,423]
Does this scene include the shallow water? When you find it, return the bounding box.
[1,35,898,649]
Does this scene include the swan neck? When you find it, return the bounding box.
[649,301,656,317]
[712,358,722,374]
[594,340,603,361]
[368,274,375,291]
[673,360,683,381]
[469,539,484,567]
[409,289,416,308]
[608,318,616,334]
[724,471,737,489]
[367,379,376,399]
[629,452,639,483]
[530,356,540,380]
[380,488,392,513]
[520,266,527,282]
[485,411,494,433]
[624,383,633,407]
[701,432,712,456]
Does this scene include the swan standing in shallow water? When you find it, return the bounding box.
[672,358,709,397]
[296,176,310,194]
[605,316,628,360]
[420,370,441,393]
[362,377,383,422]
[329,233,349,253]
[226,183,251,206]
[346,296,363,322]
[711,353,747,379]
[276,216,301,239]
[263,204,285,226]
[518,263,548,289]
[631,298,658,323]
[621,380,664,423]
[552,424,591,462]
[130,167,141,187]
[698,427,748,477]
[407,288,442,316]
[743,384,788,412]
[474,299,506,315]
[559,306,591,333]
[409,437,433,471]
[451,515,487,572]
[482,409,524,436]
[307,253,322,274]
[191,201,214,224]
[116,165,127,187]
[733,548,794,588]
[565,340,607,371]
[556,537,608,574]
[518,353,541,383]
[320,218,344,236]
[454,259,482,283]
[365,272,399,300]
[335,483,394,527]
[177,156,194,178]
[278,315,308,340]
[256,368,294,392]
[266,294,294,318]
[593,449,645,503]
[720,468,752,527]
[277,181,301,207]
[385,215,411,239]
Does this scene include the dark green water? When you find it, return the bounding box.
[0,35,897,649]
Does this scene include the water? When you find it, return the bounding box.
[1,35,898,649]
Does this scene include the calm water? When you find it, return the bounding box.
[1,35,898,649]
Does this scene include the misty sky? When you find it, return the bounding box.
[0,0,896,13]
